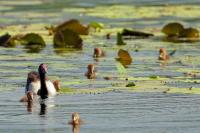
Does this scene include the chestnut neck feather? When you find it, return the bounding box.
[39,72,48,99]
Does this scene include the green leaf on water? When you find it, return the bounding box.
[126,82,136,87]
[149,75,160,79]
[20,33,46,46]
[89,21,104,32]
[54,19,89,35]
[121,28,154,38]
[53,29,83,49]
[162,22,184,37]
[179,28,199,38]
[0,33,16,47]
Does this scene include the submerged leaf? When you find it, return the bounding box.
[55,19,89,35]
[122,29,153,38]
[21,33,46,46]
[162,22,184,36]
[53,29,83,49]
[116,49,132,66]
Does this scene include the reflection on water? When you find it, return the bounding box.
[27,100,33,112]
[71,125,80,133]
[39,103,46,116]
[25,47,44,53]
[1,92,200,133]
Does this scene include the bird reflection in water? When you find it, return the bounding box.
[68,112,84,133]
[27,100,33,112]
[39,101,47,116]
[26,91,33,112]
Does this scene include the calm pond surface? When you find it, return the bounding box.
[1,0,200,133]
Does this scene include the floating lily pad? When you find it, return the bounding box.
[149,75,160,79]
[0,33,16,47]
[121,29,154,38]
[53,29,83,49]
[116,49,132,66]
[126,82,136,87]
[162,22,184,36]
[52,19,89,35]
[20,33,45,46]
[89,21,104,32]
[179,28,199,38]
[0,33,11,46]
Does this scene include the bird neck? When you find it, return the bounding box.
[40,73,48,99]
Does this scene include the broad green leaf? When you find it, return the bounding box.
[55,19,89,35]
[162,22,184,36]
[53,29,83,49]
[20,33,46,46]
[179,28,199,38]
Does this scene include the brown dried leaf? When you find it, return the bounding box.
[116,49,132,66]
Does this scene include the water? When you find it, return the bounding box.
[1,91,200,133]
[1,0,200,133]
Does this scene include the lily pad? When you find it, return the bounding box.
[52,19,89,35]
[162,22,184,37]
[89,21,104,32]
[121,29,154,38]
[149,75,160,79]
[0,33,15,47]
[126,82,136,87]
[116,49,132,66]
[53,29,83,49]
[20,33,46,46]
[179,28,199,38]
